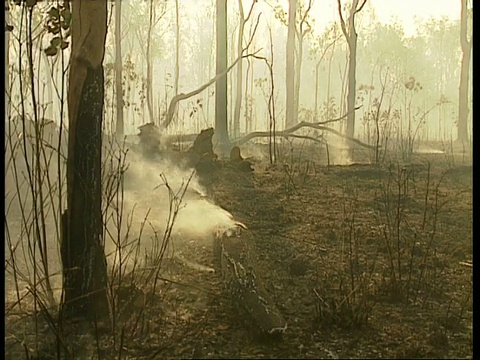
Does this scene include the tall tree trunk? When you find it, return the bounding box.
[146,0,155,124]
[293,0,312,123]
[115,0,124,138]
[285,0,296,128]
[233,0,245,138]
[244,58,251,133]
[62,0,109,320]
[5,3,10,116]
[457,0,471,143]
[294,33,302,122]
[215,0,229,149]
[346,30,357,138]
[338,0,366,139]
[174,0,180,120]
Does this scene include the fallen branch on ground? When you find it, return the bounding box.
[233,121,375,149]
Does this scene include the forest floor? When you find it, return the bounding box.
[5,142,473,359]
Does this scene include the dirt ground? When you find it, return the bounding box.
[5,142,473,359]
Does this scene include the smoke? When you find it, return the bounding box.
[415,146,445,154]
[104,148,237,266]
[325,133,353,165]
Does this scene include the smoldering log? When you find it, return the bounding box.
[214,226,287,338]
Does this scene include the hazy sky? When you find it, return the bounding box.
[368,0,461,35]
[294,0,461,36]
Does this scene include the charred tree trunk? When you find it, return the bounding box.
[215,0,230,150]
[5,3,10,115]
[115,0,124,138]
[285,0,297,128]
[62,0,109,320]
[457,0,471,143]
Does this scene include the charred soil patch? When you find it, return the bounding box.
[5,147,472,359]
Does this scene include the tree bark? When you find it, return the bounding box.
[215,0,230,149]
[62,0,109,320]
[457,0,471,143]
[5,3,10,116]
[293,0,312,124]
[285,0,297,128]
[337,0,366,139]
[115,0,124,138]
[146,0,155,124]
[174,0,180,119]
[233,0,245,138]
[346,28,357,138]
[294,33,302,123]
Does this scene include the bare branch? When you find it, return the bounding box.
[244,0,257,24]
[244,13,262,52]
[234,122,375,149]
[355,0,367,14]
[336,0,348,39]
[299,0,313,36]
[162,12,262,129]
[316,33,343,66]
[232,106,373,149]
[162,50,261,128]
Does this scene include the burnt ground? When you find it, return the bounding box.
[5,143,473,359]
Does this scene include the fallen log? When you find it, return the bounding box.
[163,108,375,151]
[214,226,287,339]
[232,121,375,149]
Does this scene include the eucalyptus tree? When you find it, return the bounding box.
[233,0,256,138]
[293,0,313,122]
[285,0,297,128]
[215,0,229,148]
[457,0,472,143]
[337,0,367,139]
[115,0,124,138]
[62,0,109,319]
[310,23,341,119]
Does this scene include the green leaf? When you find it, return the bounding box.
[6,24,14,32]
[45,46,58,57]
[50,36,61,47]
[60,40,69,50]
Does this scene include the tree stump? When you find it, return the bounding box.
[188,128,219,175]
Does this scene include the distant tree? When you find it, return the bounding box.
[62,0,109,319]
[215,0,230,149]
[311,24,341,119]
[233,0,256,138]
[293,0,313,122]
[457,0,472,143]
[337,0,367,139]
[115,0,124,138]
[285,0,297,128]
[146,0,155,124]
[174,0,180,121]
